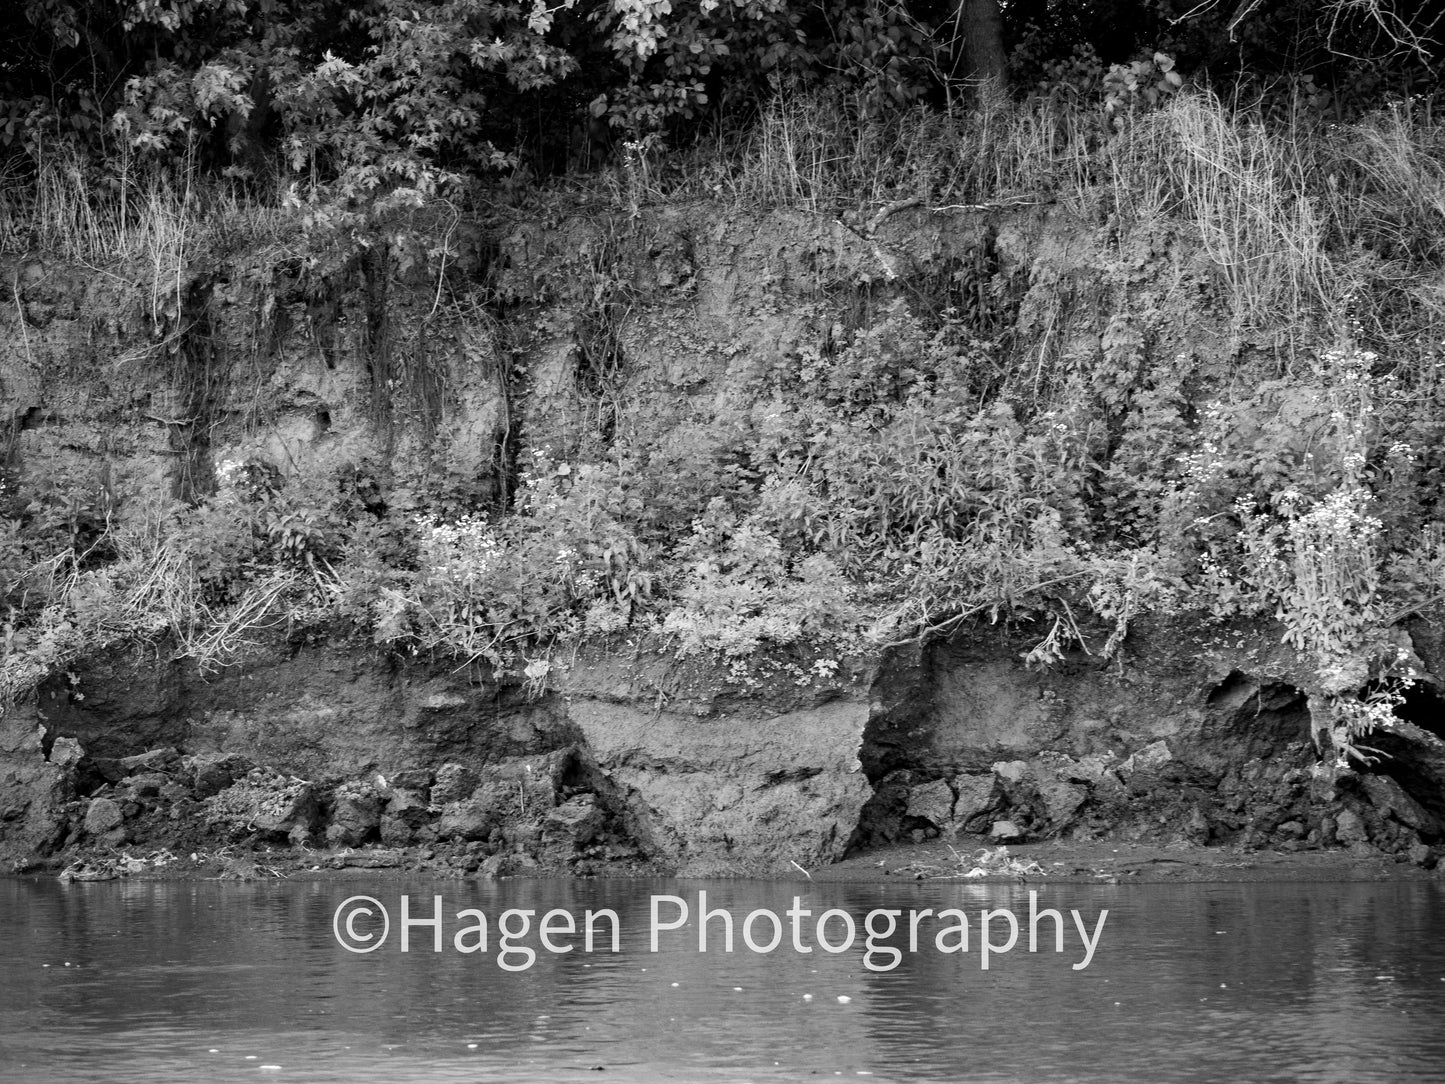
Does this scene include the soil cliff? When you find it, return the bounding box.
[2,197,1442,876]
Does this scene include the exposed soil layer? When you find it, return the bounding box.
[4,611,1444,882]
[3,205,1445,882]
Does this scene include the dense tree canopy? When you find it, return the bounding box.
[3,0,1441,198]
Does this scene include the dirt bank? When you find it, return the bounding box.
[2,201,1444,882]
[4,610,1444,880]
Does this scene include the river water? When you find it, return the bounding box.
[2,876,1443,1082]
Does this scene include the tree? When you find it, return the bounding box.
[955,0,1008,88]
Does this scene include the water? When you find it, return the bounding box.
[3,876,1444,1082]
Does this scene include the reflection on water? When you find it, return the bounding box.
[2,876,1444,1082]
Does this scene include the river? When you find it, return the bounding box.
[2,877,1443,1082]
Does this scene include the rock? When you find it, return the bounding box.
[120,748,182,775]
[476,852,540,877]
[478,854,507,878]
[1035,777,1088,832]
[1275,819,1305,840]
[904,779,956,832]
[431,762,479,806]
[252,783,318,834]
[383,788,431,828]
[0,714,72,865]
[543,794,605,847]
[47,737,85,770]
[1065,753,1121,787]
[423,691,469,712]
[1335,808,1370,846]
[158,782,191,803]
[192,754,250,798]
[504,823,542,852]
[1120,740,1173,779]
[992,761,1031,785]
[379,815,416,847]
[1360,774,1441,835]
[989,819,1025,843]
[324,848,403,869]
[1407,841,1433,868]
[193,762,231,798]
[1185,804,1211,844]
[326,785,382,847]
[126,773,170,798]
[435,798,497,842]
[83,797,123,836]
[952,773,1002,830]
[390,769,434,792]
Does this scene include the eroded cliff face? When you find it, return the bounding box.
[3,612,1441,875]
[859,616,1445,863]
[0,637,871,874]
[1,199,1443,875]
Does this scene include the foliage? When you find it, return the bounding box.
[3,4,1445,773]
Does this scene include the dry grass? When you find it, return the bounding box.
[0,143,296,335]
[703,86,1445,365]
[0,503,303,711]
[723,86,1096,214]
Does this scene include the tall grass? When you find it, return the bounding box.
[726,86,1096,213]
[0,144,195,266]
[0,143,293,283]
[722,86,1445,361]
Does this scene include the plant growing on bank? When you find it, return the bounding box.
[1182,346,1444,765]
[2,40,1444,776]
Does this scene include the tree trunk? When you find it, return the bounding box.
[955,0,1008,91]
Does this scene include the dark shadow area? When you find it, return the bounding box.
[1370,682,1445,835]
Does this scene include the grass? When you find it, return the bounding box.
[651,85,1445,367]
[8,85,1443,369]
[2,84,1444,761]
[0,141,298,341]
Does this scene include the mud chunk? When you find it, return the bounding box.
[383,787,431,827]
[904,779,956,833]
[1360,774,1440,835]
[83,797,123,836]
[435,798,498,843]
[390,769,434,792]
[952,773,1001,832]
[1119,740,1173,779]
[192,754,251,798]
[993,761,1030,785]
[1335,808,1369,845]
[989,819,1025,843]
[543,794,605,847]
[121,748,182,775]
[326,783,383,846]
[431,763,479,806]
[126,773,170,798]
[48,737,85,770]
